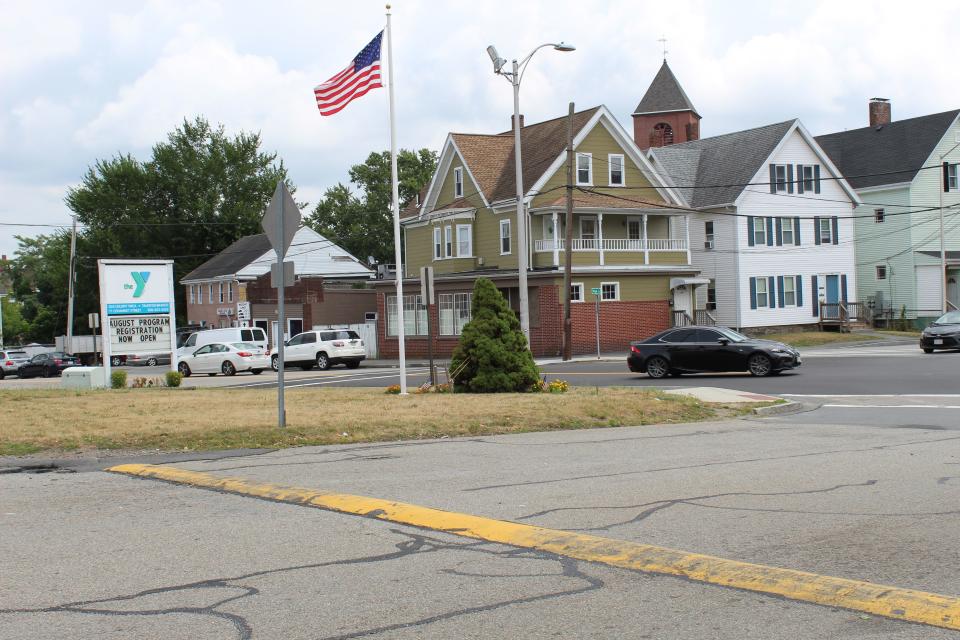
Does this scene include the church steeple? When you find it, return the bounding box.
[632,60,701,150]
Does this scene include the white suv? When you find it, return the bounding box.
[275,329,366,371]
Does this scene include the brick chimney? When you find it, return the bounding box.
[511,114,524,129]
[869,98,891,128]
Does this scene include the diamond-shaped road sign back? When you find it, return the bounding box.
[261,182,301,258]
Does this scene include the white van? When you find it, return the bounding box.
[178,327,269,358]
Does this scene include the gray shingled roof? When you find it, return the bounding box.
[649,120,795,208]
[815,110,959,190]
[634,60,699,116]
[181,233,272,282]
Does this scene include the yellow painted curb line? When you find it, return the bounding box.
[108,463,960,630]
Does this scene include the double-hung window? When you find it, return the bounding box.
[752,217,766,245]
[801,165,815,192]
[456,223,472,257]
[386,295,427,336]
[439,292,472,335]
[576,153,592,185]
[444,225,453,258]
[218,283,224,303]
[782,276,797,306]
[704,221,714,249]
[608,154,624,186]
[600,282,619,301]
[874,208,885,223]
[189,285,195,304]
[227,282,234,303]
[208,284,213,303]
[570,283,584,302]
[499,219,511,254]
[774,165,788,192]
[876,265,887,280]
[948,164,958,191]
[433,226,442,259]
[819,218,833,244]
[754,277,769,308]
[780,217,794,245]
[454,167,464,198]
[706,282,717,310]
[580,217,597,249]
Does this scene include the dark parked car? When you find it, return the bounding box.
[627,326,801,378]
[920,311,960,353]
[17,352,81,378]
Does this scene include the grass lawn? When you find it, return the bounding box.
[0,387,748,456]
[758,331,874,348]
[873,329,922,338]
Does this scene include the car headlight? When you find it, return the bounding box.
[770,347,789,354]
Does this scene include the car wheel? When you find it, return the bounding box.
[923,348,934,354]
[42,367,52,378]
[748,354,773,377]
[645,356,669,379]
[178,362,191,377]
[316,352,330,370]
[251,369,263,375]
[221,361,236,376]
[346,361,360,369]
[0,369,4,380]
[271,355,279,372]
[146,357,158,367]
[111,356,122,366]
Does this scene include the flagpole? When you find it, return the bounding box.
[386,5,407,395]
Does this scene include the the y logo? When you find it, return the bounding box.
[130,271,150,298]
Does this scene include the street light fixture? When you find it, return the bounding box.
[488,41,575,342]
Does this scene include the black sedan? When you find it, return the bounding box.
[920,311,960,353]
[628,326,801,378]
[17,352,81,378]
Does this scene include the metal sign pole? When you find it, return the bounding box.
[277,200,286,429]
[595,293,600,360]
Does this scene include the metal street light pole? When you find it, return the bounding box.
[939,142,960,314]
[488,42,575,343]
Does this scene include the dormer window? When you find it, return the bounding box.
[576,153,592,185]
[453,167,463,198]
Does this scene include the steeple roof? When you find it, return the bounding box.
[633,60,699,117]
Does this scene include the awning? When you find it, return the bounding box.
[670,277,711,289]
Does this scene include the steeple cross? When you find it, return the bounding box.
[658,36,668,60]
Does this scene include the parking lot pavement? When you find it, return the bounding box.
[4,411,960,638]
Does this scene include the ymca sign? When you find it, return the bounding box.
[98,259,178,373]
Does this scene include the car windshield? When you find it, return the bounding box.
[714,327,749,343]
[932,311,960,325]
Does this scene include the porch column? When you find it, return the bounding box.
[552,211,559,267]
[684,216,691,264]
[642,214,649,265]
[598,212,604,266]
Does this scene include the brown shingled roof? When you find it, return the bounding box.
[448,106,601,205]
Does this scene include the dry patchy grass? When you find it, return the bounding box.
[762,331,873,348]
[0,387,720,456]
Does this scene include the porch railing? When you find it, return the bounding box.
[533,238,687,252]
[672,310,694,327]
[694,309,717,326]
[819,301,866,332]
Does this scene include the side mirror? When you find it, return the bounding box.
[718,338,730,345]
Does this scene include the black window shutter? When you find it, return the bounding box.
[749,277,757,309]
[832,216,839,245]
[814,217,821,245]
[747,217,755,246]
[787,164,794,193]
[775,217,783,246]
[811,275,819,316]
[841,274,848,303]
[777,276,785,308]
[768,276,776,308]
[766,217,774,246]
[796,275,803,307]
[769,164,777,194]
[797,164,805,194]
[793,217,801,245]
[814,165,821,193]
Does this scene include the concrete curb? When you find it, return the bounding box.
[752,399,804,416]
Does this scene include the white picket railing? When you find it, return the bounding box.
[533,238,687,252]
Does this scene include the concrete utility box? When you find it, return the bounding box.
[61,366,107,389]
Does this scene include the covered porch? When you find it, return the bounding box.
[668,277,715,326]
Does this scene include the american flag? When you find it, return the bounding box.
[314,31,384,116]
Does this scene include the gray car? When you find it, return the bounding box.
[0,350,30,379]
[126,353,172,367]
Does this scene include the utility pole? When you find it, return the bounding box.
[562,102,575,360]
[66,216,77,355]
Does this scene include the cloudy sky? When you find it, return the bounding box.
[2,0,957,258]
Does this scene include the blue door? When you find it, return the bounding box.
[824,275,840,319]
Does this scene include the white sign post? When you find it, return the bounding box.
[591,287,602,360]
[97,260,178,384]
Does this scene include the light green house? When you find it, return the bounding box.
[817,104,960,325]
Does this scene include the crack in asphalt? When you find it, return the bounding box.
[0,528,604,640]
[464,434,960,492]
[516,481,881,531]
